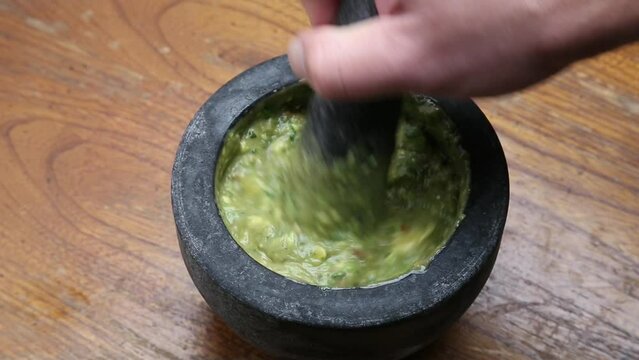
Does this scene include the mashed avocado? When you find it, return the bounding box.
[215,85,469,288]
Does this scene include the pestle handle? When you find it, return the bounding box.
[303,0,401,162]
[336,0,379,25]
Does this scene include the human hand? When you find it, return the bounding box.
[288,0,639,100]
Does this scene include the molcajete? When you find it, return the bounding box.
[171,55,509,359]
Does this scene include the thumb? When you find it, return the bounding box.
[288,17,417,100]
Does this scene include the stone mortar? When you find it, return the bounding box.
[171,55,509,360]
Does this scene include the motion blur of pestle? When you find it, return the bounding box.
[302,0,402,165]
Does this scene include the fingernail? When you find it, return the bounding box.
[288,37,307,79]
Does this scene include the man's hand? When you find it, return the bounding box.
[288,0,639,100]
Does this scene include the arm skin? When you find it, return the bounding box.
[288,0,639,100]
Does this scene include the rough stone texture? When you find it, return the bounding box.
[171,55,509,359]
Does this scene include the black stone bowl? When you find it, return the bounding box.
[172,56,509,360]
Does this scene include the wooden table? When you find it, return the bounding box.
[1,1,637,358]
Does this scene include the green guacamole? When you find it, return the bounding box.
[215,85,470,288]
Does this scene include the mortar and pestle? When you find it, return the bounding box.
[172,1,509,359]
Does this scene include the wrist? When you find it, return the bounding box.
[535,0,639,66]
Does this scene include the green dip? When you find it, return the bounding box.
[215,85,470,288]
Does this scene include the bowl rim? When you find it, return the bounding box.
[172,55,509,329]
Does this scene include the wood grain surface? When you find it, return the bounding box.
[0,1,637,359]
